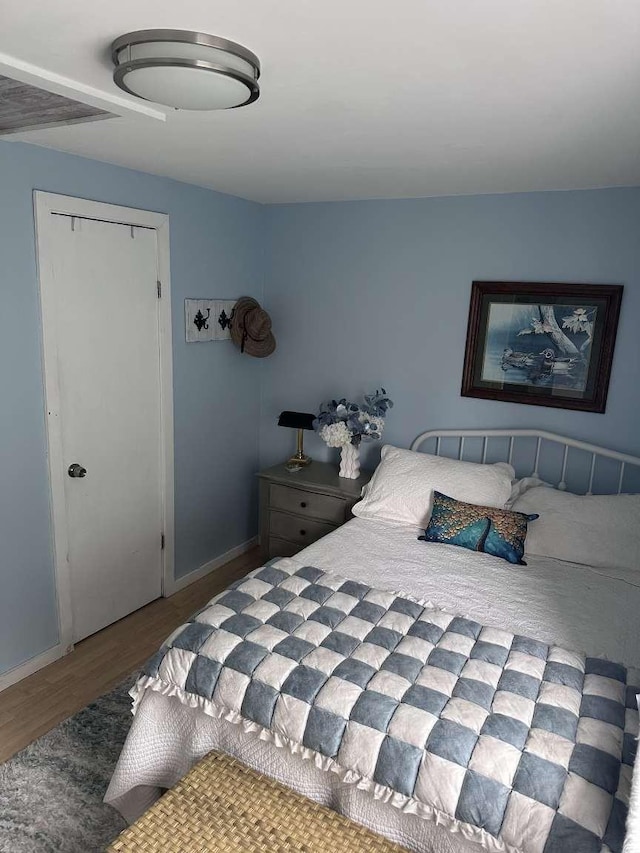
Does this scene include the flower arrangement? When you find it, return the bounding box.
[313,389,393,448]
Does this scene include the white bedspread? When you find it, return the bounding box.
[299,519,640,668]
[105,519,640,852]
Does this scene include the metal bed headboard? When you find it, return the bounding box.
[410,429,640,495]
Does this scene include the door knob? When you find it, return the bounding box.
[68,463,87,478]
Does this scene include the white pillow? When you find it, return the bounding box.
[352,445,515,529]
[506,476,553,507]
[512,488,640,572]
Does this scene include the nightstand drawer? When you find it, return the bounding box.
[258,461,372,562]
[268,537,300,558]
[270,510,337,546]
[269,484,346,524]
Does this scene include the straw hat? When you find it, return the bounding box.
[230,297,276,358]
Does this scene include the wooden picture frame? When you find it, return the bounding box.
[461,281,623,413]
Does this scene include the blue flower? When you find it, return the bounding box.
[313,389,393,447]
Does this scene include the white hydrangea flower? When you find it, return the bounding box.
[319,422,352,448]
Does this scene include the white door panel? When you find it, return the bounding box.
[48,215,162,642]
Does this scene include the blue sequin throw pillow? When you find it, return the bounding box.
[419,491,538,565]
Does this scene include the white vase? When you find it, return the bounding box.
[339,443,361,479]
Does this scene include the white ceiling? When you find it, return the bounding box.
[2,0,639,203]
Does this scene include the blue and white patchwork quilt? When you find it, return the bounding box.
[135,558,639,853]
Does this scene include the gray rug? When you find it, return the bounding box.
[0,677,137,853]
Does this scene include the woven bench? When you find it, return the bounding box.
[108,750,407,853]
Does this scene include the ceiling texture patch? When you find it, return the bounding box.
[0,74,115,135]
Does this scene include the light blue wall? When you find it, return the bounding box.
[3,139,639,681]
[261,189,640,472]
[0,140,264,675]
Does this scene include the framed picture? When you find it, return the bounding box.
[461,281,623,412]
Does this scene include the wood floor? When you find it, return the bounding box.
[0,547,262,764]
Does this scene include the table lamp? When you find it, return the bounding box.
[278,411,315,469]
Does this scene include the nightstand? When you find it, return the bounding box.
[257,461,372,560]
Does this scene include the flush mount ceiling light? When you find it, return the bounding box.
[111,29,260,111]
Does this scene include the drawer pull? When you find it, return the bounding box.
[300,501,307,508]
[300,529,307,536]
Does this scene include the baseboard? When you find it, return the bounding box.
[167,536,259,596]
[0,540,259,693]
[0,642,67,693]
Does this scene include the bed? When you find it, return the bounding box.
[105,430,640,853]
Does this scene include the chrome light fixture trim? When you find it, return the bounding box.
[111,29,260,110]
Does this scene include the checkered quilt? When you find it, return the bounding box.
[137,559,639,853]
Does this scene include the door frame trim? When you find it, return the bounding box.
[34,191,175,656]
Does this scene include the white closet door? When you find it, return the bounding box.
[45,214,163,642]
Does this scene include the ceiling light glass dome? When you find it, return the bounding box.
[111,29,260,111]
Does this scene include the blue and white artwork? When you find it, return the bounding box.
[481,302,597,392]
